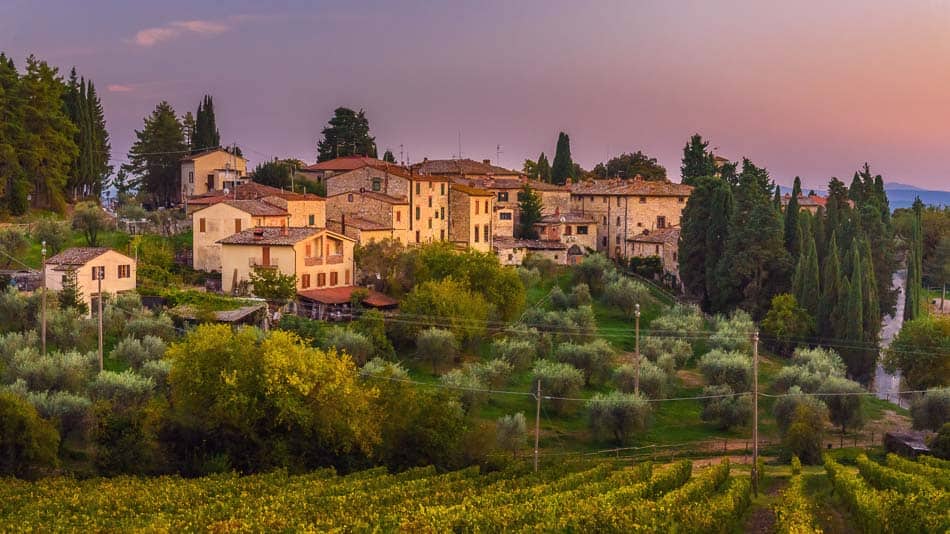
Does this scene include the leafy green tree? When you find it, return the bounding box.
[595,151,667,180]
[603,276,651,319]
[784,176,802,257]
[532,359,584,414]
[0,391,60,478]
[550,132,574,185]
[699,349,752,392]
[552,339,614,386]
[316,107,376,161]
[0,53,29,215]
[885,316,950,391]
[587,391,651,444]
[0,227,28,269]
[19,56,78,212]
[382,149,396,163]
[416,327,459,374]
[250,159,293,189]
[931,423,950,459]
[352,308,395,361]
[818,376,866,437]
[909,388,950,431]
[516,184,543,239]
[400,278,489,344]
[680,133,716,185]
[781,400,827,464]
[700,384,751,430]
[761,294,814,356]
[522,152,551,181]
[192,94,220,153]
[496,412,527,458]
[71,201,109,246]
[248,267,296,309]
[31,218,69,254]
[124,101,186,207]
[678,177,733,310]
[323,327,374,367]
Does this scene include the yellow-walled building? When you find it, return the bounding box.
[44,247,137,314]
[449,184,494,252]
[192,200,290,272]
[181,148,248,200]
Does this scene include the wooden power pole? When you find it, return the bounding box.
[534,380,541,472]
[634,303,641,394]
[97,274,103,372]
[751,329,760,496]
[40,241,47,356]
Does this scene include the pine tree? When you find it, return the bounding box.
[124,101,186,207]
[784,176,802,257]
[316,107,377,161]
[0,53,29,215]
[550,132,573,185]
[181,111,195,151]
[58,268,87,314]
[84,81,110,198]
[680,133,717,185]
[516,184,542,239]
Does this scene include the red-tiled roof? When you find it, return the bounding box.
[327,191,409,204]
[221,200,289,217]
[217,227,323,246]
[46,247,113,266]
[571,178,693,197]
[627,227,680,245]
[189,182,323,204]
[410,158,522,177]
[297,286,398,307]
[303,156,399,172]
[453,176,569,192]
[492,237,568,251]
[782,193,829,208]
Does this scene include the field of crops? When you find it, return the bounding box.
[824,454,950,533]
[0,459,751,532]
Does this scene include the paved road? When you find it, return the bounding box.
[874,269,907,408]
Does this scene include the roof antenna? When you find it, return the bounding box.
[457,130,462,160]
[496,144,502,165]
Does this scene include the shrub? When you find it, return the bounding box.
[587,391,651,444]
[416,328,459,374]
[698,349,751,391]
[10,384,95,442]
[31,218,70,255]
[650,304,704,337]
[709,311,754,352]
[361,357,409,380]
[140,360,172,395]
[774,366,824,394]
[614,360,669,399]
[90,370,155,406]
[551,339,614,385]
[110,335,167,369]
[0,330,38,366]
[496,412,527,458]
[570,283,592,306]
[440,368,486,413]
[818,376,866,434]
[46,308,96,352]
[792,346,846,377]
[516,267,541,289]
[774,386,828,434]
[549,286,570,310]
[931,423,950,460]
[491,338,536,370]
[782,400,828,464]
[125,314,177,341]
[911,388,950,431]
[7,348,97,393]
[574,253,613,296]
[352,309,396,361]
[471,358,513,390]
[700,384,751,430]
[0,391,60,478]
[400,279,490,345]
[603,277,650,318]
[323,327,374,367]
[276,314,326,347]
[0,287,31,334]
[532,359,584,414]
[640,336,693,368]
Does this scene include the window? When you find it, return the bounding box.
[657,216,666,229]
[637,222,643,227]
[308,214,315,226]
[345,270,350,285]
[576,225,588,235]
[440,229,445,240]
[235,219,242,233]
[440,183,445,195]
[475,200,479,214]
[655,245,660,254]
[429,182,433,190]
[678,197,685,203]
[474,226,479,242]
[616,197,621,206]
[602,237,607,247]
[602,197,607,203]
[639,196,647,203]
[616,216,621,226]
[188,171,194,183]
[440,207,445,219]
[499,212,512,221]
[673,252,678,261]
[589,195,594,201]
[330,272,338,286]
[602,216,607,225]
[507,254,513,261]
[616,235,621,244]
[117,265,131,279]
[396,210,401,222]
[301,274,311,288]
[372,179,381,192]
[348,194,354,202]
[199,218,206,232]
[428,218,432,229]
[415,206,421,220]
[483,224,489,241]
[517,191,526,201]
[317,273,326,287]
[415,183,421,195]
[305,244,312,257]
[565,225,572,236]
[428,196,432,208]
[497,192,508,202]
[415,230,420,243]
[92,266,105,280]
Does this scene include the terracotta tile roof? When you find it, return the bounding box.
[221,200,289,217]
[217,226,323,246]
[782,193,828,208]
[410,158,522,177]
[453,176,569,192]
[450,184,494,197]
[492,237,568,251]
[297,286,398,307]
[181,148,246,163]
[46,247,112,266]
[328,217,393,232]
[327,191,409,204]
[303,156,398,172]
[627,227,680,245]
[571,178,693,197]
[537,212,597,224]
[189,182,323,203]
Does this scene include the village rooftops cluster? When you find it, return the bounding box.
[570,177,693,197]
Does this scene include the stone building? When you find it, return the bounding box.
[534,211,598,254]
[449,184,494,252]
[780,193,832,215]
[180,148,248,201]
[492,237,572,266]
[321,162,413,198]
[452,176,570,238]
[300,156,398,186]
[626,227,682,282]
[570,178,692,259]
[218,226,355,294]
[326,191,410,244]
[44,247,136,314]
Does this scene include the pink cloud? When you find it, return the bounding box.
[106,84,135,93]
[132,16,243,47]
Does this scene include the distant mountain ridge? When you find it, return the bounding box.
[778,183,948,210]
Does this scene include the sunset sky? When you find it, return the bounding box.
[3,0,950,190]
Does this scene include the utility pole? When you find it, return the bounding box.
[751,329,759,496]
[40,241,47,356]
[97,273,104,372]
[634,303,641,394]
[534,379,541,473]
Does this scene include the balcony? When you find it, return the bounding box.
[249,258,278,268]
[326,254,344,265]
[304,256,324,266]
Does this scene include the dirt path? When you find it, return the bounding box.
[742,477,788,534]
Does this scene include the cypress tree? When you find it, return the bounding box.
[784,176,802,257]
[818,231,841,339]
[834,274,851,342]
[800,232,821,317]
[861,238,880,342]
[704,179,734,312]
[537,152,551,182]
[0,53,29,215]
[550,132,573,185]
[848,172,865,203]
[773,186,782,213]
[193,94,220,153]
[680,133,717,185]
[813,205,827,265]
[904,198,924,320]
[516,184,543,239]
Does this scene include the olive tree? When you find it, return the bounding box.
[587,391,651,445]
[416,328,460,374]
[496,412,527,458]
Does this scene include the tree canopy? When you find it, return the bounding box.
[550,132,574,185]
[316,107,376,162]
[123,101,186,207]
[593,150,667,181]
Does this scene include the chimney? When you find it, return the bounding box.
[483,159,491,165]
[253,228,264,240]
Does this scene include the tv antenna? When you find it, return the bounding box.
[496,144,502,165]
